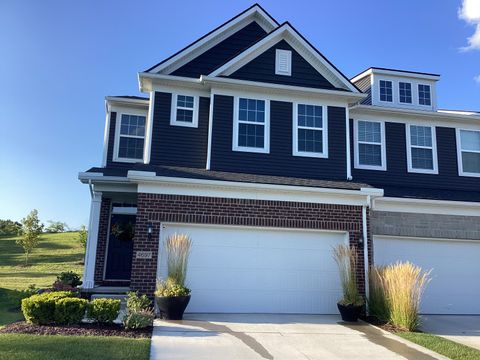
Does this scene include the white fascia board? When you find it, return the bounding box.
[209,24,359,93]
[138,72,204,93]
[351,68,440,83]
[105,96,149,108]
[147,5,278,75]
[349,105,480,127]
[78,172,130,184]
[373,197,480,216]
[127,170,381,206]
[203,76,365,103]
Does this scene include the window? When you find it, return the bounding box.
[399,82,412,104]
[275,49,292,76]
[293,104,328,158]
[379,80,393,102]
[116,114,146,161]
[458,129,480,176]
[170,94,198,127]
[233,98,269,153]
[418,84,431,106]
[407,125,437,173]
[355,120,386,170]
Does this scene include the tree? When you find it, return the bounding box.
[17,209,44,265]
[78,225,88,249]
[0,219,22,236]
[45,220,68,233]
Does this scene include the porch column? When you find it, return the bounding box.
[82,191,102,289]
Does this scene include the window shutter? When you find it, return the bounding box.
[275,49,291,76]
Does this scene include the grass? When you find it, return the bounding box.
[398,332,480,360]
[0,334,150,360]
[0,232,84,326]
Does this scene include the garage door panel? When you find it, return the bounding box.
[375,236,480,315]
[158,224,346,314]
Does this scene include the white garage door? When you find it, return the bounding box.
[375,236,480,314]
[158,224,347,314]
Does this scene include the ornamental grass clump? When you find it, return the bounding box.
[381,261,431,331]
[333,244,364,306]
[165,233,192,287]
[368,266,389,322]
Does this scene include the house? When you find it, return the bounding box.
[79,4,480,315]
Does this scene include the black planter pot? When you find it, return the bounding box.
[156,295,191,320]
[337,302,363,322]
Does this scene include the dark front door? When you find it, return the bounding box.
[105,214,135,280]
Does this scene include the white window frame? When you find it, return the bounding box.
[398,81,412,104]
[379,80,393,103]
[292,102,328,158]
[418,84,432,107]
[354,119,387,171]
[406,124,438,174]
[456,128,480,178]
[170,93,199,128]
[113,112,147,163]
[275,49,292,76]
[232,96,270,153]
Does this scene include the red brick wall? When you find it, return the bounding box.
[130,193,372,298]
[94,197,111,284]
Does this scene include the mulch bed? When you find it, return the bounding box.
[361,315,407,333]
[0,321,153,338]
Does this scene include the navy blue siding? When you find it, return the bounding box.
[171,22,267,78]
[210,95,347,180]
[150,92,209,167]
[227,40,339,90]
[350,120,480,194]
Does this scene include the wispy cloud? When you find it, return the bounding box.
[474,74,480,83]
[458,0,480,51]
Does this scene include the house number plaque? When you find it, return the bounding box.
[136,251,153,259]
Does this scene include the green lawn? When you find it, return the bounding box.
[398,332,480,360]
[0,232,84,326]
[0,334,150,360]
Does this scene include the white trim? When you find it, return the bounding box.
[373,234,480,244]
[208,23,359,93]
[351,68,440,83]
[346,107,352,180]
[82,192,102,289]
[362,203,369,304]
[206,94,214,170]
[170,92,199,128]
[113,111,148,163]
[292,101,328,158]
[398,81,413,105]
[354,119,387,171]
[144,91,155,164]
[378,79,393,103]
[373,196,480,216]
[232,96,270,154]
[275,49,291,76]
[417,83,432,108]
[406,124,438,174]
[101,109,110,167]
[456,128,480,177]
[147,5,278,74]
[105,96,149,108]
[127,170,384,206]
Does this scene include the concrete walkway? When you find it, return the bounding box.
[421,315,480,351]
[151,314,447,359]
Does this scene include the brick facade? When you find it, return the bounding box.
[94,197,111,284]
[129,193,372,298]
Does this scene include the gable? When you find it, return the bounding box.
[171,21,267,78]
[225,40,338,90]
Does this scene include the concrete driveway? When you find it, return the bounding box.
[151,314,446,359]
[421,315,480,350]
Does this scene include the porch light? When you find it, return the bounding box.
[358,234,364,246]
[147,222,153,239]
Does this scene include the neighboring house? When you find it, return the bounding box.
[79,4,480,315]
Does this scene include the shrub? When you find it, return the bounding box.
[123,309,155,330]
[381,262,430,331]
[21,291,74,325]
[56,271,82,288]
[155,278,190,298]
[332,244,364,306]
[52,280,77,292]
[87,298,121,324]
[54,297,88,325]
[368,266,389,322]
[125,292,152,312]
[165,233,191,286]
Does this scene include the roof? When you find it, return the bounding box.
[380,185,480,203]
[351,67,440,83]
[109,95,149,101]
[85,165,371,191]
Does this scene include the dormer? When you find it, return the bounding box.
[351,67,440,111]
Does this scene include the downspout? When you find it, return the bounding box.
[88,179,94,198]
[206,93,214,170]
[346,107,352,180]
[362,195,371,308]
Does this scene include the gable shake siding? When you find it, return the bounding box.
[171,21,267,78]
[350,120,480,198]
[130,193,370,297]
[210,95,347,180]
[227,40,338,90]
[150,92,209,167]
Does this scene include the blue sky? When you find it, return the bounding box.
[0,0,478,228]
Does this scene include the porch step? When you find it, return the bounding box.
[91,293,128,302]
[83,286,130,294]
